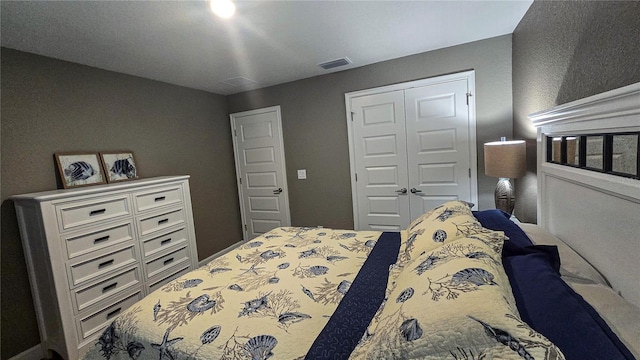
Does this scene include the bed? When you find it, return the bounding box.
[81,83,640,360]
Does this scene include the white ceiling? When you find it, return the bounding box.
[1,1,532,95]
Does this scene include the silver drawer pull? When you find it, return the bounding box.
[102,282,118,293]
[94,235,110,244]
[106,307,122,319]
[163,257,174,266]
[158,218,169,225]
[89,209,106,216]
[160,238,172,246]
[154,196,166,202]
[98,259,115,269]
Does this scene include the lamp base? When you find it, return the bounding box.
[495,178,515,215]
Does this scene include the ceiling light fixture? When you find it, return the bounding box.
[209,0,235,19]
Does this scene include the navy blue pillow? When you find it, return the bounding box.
[503,253,635,360]
[473,209,534,254]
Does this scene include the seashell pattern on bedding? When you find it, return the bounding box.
[81,227,382,360]
[401,200,491,265]
[350,232,566,360]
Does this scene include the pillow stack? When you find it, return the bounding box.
[350,201,565,360]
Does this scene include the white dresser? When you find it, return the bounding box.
[11,176,199,359]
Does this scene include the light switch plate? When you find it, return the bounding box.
[297,169,307,179]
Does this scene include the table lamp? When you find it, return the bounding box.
[484,137,526,214]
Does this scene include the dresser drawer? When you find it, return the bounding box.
[64,222,134,259]
[138,208,186,237]
[142,227,188,258]
[133,186,184,213]
[57,196,130,231]
[69,245,137,287]
[147,264,191,294]
[145,246,190,279]
[76,290,142,342]
[73,267,141,313]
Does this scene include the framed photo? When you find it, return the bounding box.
[100,151,139,183]
[55,152,107,189]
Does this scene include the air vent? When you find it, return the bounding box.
[318,57,352,70]
[219,77,259,88]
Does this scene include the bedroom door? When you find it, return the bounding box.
[230,106,291,241]
[347,71,478,231]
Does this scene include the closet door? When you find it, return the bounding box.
[351,90,411,231]
[347,71,477,231]
[405,79,473,218]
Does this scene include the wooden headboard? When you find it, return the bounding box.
[529,82,640,308]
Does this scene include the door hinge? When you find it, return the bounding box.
[234,129,237,136]
[244,224,247,231]
[466,92,473,105]
[239,177,242,184]
[350,111,355,121]
[469,168,471,178]
[355,173,358,182]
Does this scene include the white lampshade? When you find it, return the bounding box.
[484,140,526,179]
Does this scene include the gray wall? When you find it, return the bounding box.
[1,48,242,358]
[512,0,640,223]
[228,35,514,229]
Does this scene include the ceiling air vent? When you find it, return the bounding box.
[318,57,352,70]
[219,77,259,88]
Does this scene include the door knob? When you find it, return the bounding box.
[395,188,407,194]
[410,188,423,194]
[273,188,283,195]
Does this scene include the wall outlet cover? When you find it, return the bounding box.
[297,169,307,179]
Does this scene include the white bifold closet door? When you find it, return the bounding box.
[348,73,477,231]
[351,90,411,231]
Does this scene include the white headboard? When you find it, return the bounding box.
[529,82,640,308]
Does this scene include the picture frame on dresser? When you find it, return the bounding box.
[55,152,106,189]
[100,151,139,183]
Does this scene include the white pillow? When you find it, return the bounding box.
[565,279,640,359]
[519,223,609,286]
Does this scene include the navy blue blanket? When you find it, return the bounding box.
[306,232,401,359]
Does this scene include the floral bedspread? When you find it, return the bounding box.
[81,227,383,360]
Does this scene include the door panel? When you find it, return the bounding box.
[348,73,477,230]
[405,79,472,220]
[351,90,410,231]
[231,106,290,240]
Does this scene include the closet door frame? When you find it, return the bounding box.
[345,71,478,230]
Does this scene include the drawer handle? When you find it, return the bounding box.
[158,218,169,225]
[90,209,106,216]
[160,238,172,246]
[106,307,122,319]
[154,196,166,202]
[98,259,115,269]
[94,235,110,244]
[163,257,174,266]
[102,282,118,293]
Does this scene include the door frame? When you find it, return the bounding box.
[345,71,478,230]
[230,105,291,241]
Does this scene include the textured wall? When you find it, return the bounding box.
[228,35,514,229]
[512,1,640,223]
[1,48,241,358]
